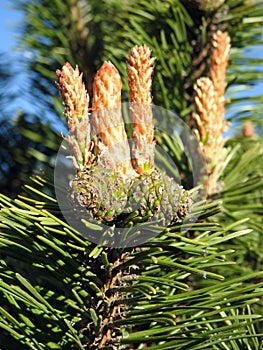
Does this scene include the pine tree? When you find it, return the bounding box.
[0,0,263,349]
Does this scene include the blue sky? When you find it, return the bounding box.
[0,1,21,54]
[0,0,34,115]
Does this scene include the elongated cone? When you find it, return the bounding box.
[192,31,231,195]
[193,76,225,159]
[127,45,156,174]
[209,30,231,129]
[56,63,89,131]
[193,77,217,143]
[193,77,226,194]
[92,61,134,177]
[56,63,93,170]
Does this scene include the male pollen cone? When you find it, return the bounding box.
[56,62,89,134]
[127,45,156,174]
[92,61,133,175]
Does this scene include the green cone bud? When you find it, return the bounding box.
[69,167,192,228]
[126,170,192,226]
[69,165,130,223]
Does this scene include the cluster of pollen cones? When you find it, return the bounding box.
[56,45,155,178]
[56,33,230,225]
[56,45,192,226]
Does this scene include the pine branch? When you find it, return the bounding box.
[1,1,263,349]
[0,180,262,349]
